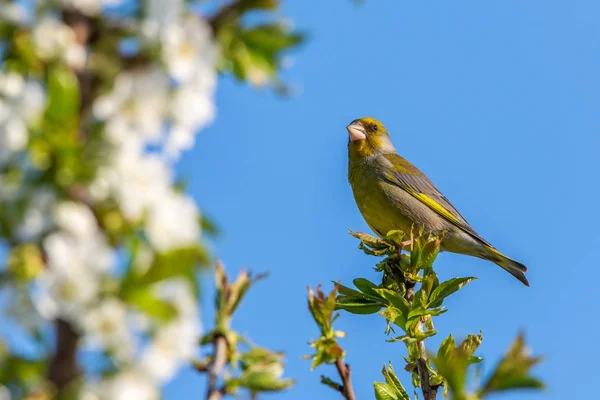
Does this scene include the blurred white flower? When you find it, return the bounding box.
[0,116,27,151]
[33,17,86,69]
[0,2,28,24]
[93,68,169,144]
[81,298,136,362]
[36,201,116,321]
[0,384,10,400]
[0,73,46,157]
[93,150,172,221]
[143,0,183,36]
[145,190,200,252]
[161,17,217,160]
[133,245,155,274]
[44,229,114,275]
[0,72,24,98]
[156,278,199,320]
[16,187,56,241]
[140,320,198,381]
[140,279,200,380]
[36,265,99,320]
[162,17,215,84]
[59,0,124,16]
[103,369,158,400]
[171,73,216,128]
[54,201,98,239]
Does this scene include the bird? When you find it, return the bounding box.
[346,117,529,286]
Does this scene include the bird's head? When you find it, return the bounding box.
[347,117,395,158]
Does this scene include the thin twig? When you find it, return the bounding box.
[206,335,228,400]
[334,358,356,400]
[320,375,344,394]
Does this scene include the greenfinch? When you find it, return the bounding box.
[347,117,529,286]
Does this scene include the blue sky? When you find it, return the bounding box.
[168,1,600,399]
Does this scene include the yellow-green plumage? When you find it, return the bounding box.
[347,117,529,286]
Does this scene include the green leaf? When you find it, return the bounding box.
[216,18,304,89]
[243,24,304,54]
[374,382,408,400]
[237,371,294,392]
[335,282,363,297]
[349,230,388,247]
[388,330,437,343]
[45,64,79,132]
[126,246,208,295]
[384,230,405,246]
[412,288,428,309]
[420,273,437,300]
[352,278,382,298]
[123,288,177,321]
[437,334,455,361]
[428,277,476,307]
[459,332,483,359]
[478,333,544,396]
[409,307,447,322]
[380,307,406,331]
[382,364,408,397]
[373,288,410,317]
[336,295,382,314]
[421,235,442,270]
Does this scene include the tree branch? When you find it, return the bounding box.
[416,333,438,400]
[334,358,356,400]
[206,335,228,400]
[47,319,80,391]
[395,266,437,400]
[47,9,96,393]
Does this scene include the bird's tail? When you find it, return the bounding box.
[479,246,529,287]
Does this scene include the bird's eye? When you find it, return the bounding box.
[370,124,378,132]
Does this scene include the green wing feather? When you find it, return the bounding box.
[381,153,492,247]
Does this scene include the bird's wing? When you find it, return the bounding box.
[381,153,492,246]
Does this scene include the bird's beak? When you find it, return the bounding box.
[346,121,367,141]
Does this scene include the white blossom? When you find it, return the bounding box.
[9,2,217,391]
[145,190,200,252]
[93,68,169,144]
[161,17,215,84]
[44,229,114,275]
[33,17,86,69]
[0,72,24,98]
[140,279,200,381]
[142,0,183,37]
[101,369,159,400]
[54,201,99,239]
[58,0,124,16]
[93,150,172,221]
[156,278,199,320]
[0,385,10,400]
[0,2,27,24]
[16,187,56,241]
[36,265,99,320]
[140,320,198,381]
[35,201,116,321]
[0,73,45,159]
[81,298,136,362]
